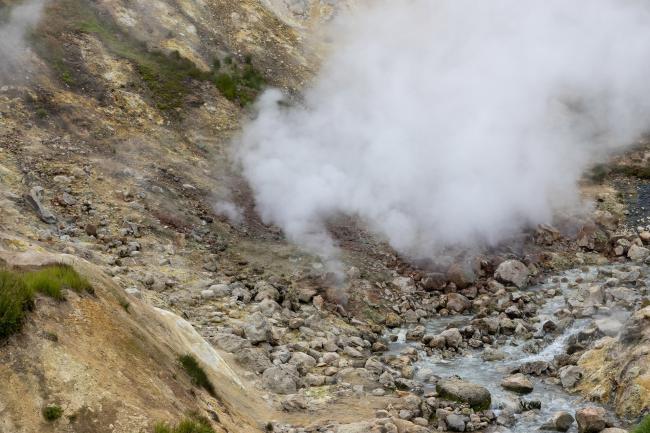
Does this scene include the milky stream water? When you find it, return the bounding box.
[388,266,640,433]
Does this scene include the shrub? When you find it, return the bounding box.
[42,404,63,421]
[632,415,650,433]
[154,415,215,433]
[0,271,34,339]
[178,354,215,396]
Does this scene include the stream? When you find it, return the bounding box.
[388,265,641,432]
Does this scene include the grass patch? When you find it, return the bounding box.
[42,404,63,421]
[179,354,215,396]
[154,414,215,433]
[632,415,650,433]
[0,270,34,339]
[0,265,93,339]
[22,264,93,300]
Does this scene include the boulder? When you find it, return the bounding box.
[440,328,463,348]
[436,378,491,410]
[500,373,533,394]
[627,244,650,262]
[212,333,251,353]
[447,262,476,289]
[540,411,574,432]
[288,351,317,374]
[234,347,272,373]
[576,407,607,433]
[447,293,471,313]
[25,186,57,224]
[494,260,529,288]
[559,365,583,389]
[243,312,271,344]
[446,413,466,432]
[262,365,299,394]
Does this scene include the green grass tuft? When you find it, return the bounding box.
[0,265,93,339]
[42,404,63,421]
[178,354,215,396]
[632,415,650,433]
[154,415,215,433]
[0,270,34,339]
[22,264,93,300]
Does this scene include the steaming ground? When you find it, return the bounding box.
[0,0,44,82]
[238,0,650,262]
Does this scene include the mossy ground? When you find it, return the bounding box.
[632,415,650,433]
[29,0,265,112]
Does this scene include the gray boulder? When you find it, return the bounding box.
[494,260,529,288]
[262,365,299,394]
[500,373,533,394]
[243,312,271,344]
[540,411,574,432]
[436,378,491,410]
[234,347,272,373]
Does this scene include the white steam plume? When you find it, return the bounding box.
[239,0,650,262]
[0,0,45,83]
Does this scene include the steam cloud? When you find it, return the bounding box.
[0,0,45,83]
[239,0,650,262]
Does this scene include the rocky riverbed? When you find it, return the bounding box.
[385,263,647,433]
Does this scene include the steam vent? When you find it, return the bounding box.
[0,0,648,432]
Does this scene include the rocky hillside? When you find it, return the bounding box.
[0,1,649,433]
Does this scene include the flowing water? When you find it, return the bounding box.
[389,265,640,433]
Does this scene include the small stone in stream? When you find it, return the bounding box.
[406,325,426,341]
[516,361,550,376]
[494,260,530,288]
[540,411,574,432]
[575,407,607,433]
[440,328,462,348]
[482,348,506,361]
[543,320,558,333]
[501,373,533,394]
[436,378,491,410]
[559,365,583,389]
[446,413,467,432]
[519,399,541,411]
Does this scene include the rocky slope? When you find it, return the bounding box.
[0,1,649,433]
